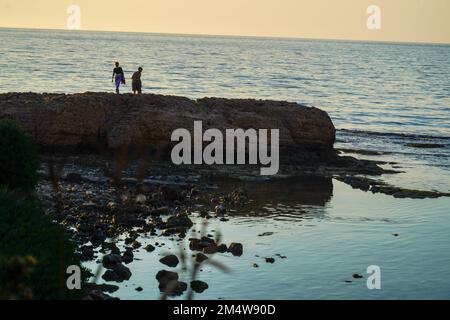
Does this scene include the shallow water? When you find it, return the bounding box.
[83,180,450,300]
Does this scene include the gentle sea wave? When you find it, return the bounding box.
[1,28,449,137]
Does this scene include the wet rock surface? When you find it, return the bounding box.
[336,176,450,199]
[0,92,336,156]
[228,243,244,257]
[191,280,209,293]
[102,264,132,282]
[159,255,180,268]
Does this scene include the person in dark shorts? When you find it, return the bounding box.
[112,62,125,94]
[131,67,143,94]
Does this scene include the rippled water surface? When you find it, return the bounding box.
[2,28,450,299]
[1,28,449,136]
[83,180,450,300]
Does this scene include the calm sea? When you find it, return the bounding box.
[1,28,449,136]
[2,28,450,299]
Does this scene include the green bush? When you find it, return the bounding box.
[0,120,40,191]
[0,189,87,300]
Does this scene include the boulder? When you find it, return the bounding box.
[0,93,335,161]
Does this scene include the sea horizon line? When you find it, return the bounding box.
[1,26,449,47]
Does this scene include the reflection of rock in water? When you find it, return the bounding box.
[212,175,332,221]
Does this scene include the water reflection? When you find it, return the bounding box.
[211,175,333,222]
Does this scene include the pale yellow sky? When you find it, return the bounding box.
[1,0,449,44]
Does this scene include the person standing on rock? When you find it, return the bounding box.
[131,67,143,95]
[112,62,125,94]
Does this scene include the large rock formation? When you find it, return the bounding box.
[0,93,335,160]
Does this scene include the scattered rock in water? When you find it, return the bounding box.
[85,290,119,300]
[131,240,142,249]
[102,254,122,269]
[124,236,136,245]
[91,229,106,246]
[156,270,186,296]
[392,233,399,237]
[165,212,193,232]
[352,273,364,279]
[196,253,209,263]
[122,248,134,264]
[253,263,259,268]
[191,280,209,293]
[258,232,274,237]
[228,243,243,257]
[135,287,143,292]
[110,244,121,255]
[102,264,132,282]
[144,244,155,252]
[265,258,275,264]
[79,245,94,261]
[156,270,178,286]
[337,175,450,199]
[203,245,219,254]
[217,244,228,253]
[159,255,179,268]
[170,281,188,297]
[189,237,216,252]
[85,283,119,294]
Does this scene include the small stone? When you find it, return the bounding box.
[156,270,182,294]
[84,283,119,294]
[265,258,275,264]
[85,290,119,300]
[159,255,179,268]
[191,280,209,293]
[135,287,143,292]
[352,273,364,279]
[102,254,122,269]
[102,264,132,282]
[122,249,134,264]
[112,264,132,281]
[80,245,94,261]
[132,240,142,249]
[144,244,155,252]
[258,232,274,237]
[228,243,243,257]
[196,253,209,263]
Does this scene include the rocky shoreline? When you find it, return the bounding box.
[3,92,448,299]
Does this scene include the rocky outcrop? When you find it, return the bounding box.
[0,92,335,159]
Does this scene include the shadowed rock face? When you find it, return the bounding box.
[0,92,335,160]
